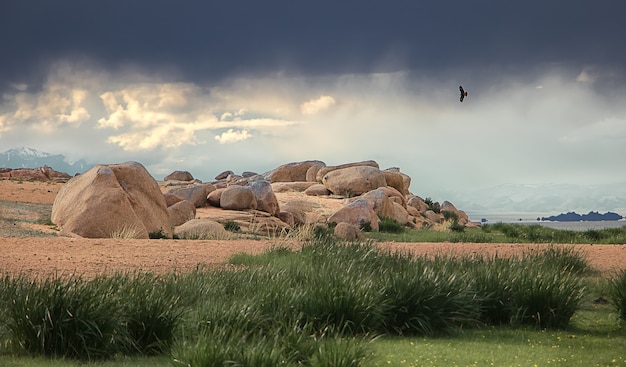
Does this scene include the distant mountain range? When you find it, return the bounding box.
[0,147,92,175]
[433,182,626,215]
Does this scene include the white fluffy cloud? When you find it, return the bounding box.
[214,129,252,144]
[300,95,336,115]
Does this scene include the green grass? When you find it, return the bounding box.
[1,238,624,366]
[366,223,626,244]
[368,306,626,367]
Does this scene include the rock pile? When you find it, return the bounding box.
[50,159,472,239]
[160,159,472,240]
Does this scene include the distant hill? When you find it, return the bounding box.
[540,211,624,222]
[0,147,92,175]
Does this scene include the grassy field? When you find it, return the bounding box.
[1,235,625,366]
[0,200,55,237]
[366,222,626,244]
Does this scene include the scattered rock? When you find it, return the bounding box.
[315,160,379,182]
[249,180,280,216]
[220,185,257,211]
[277,211,296,227]
[327,199,379,231]
[304,183,331,196]
[423,210,443,224]
[167,184,216,208]
[322,166,387,197]
[164,170,194,181]
[334,222,363,240]
[163,192,185,207]
[407,196,428,212]
[267,160,326,182]
[271,181,317,193]
[174,218,229,239]
[168,200,197,227]
[207,188,225,207]
[215,170,234,180]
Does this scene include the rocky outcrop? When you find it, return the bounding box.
[158,159,473,236]
[52,162,171,238]
[0,166,71,182]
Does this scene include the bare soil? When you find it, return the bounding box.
[1,179,624,278]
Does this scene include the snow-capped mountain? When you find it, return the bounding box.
[0,147,92,175]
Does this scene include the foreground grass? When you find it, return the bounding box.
[3,235,625,366]
[2,306,624,367]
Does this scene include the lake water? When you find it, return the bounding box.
[466,212,626,231]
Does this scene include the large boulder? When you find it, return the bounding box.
[280,200,311,226]
[266,160,326,182]
[174,218,229,239]
[168,200,196,227]
[360,189,395,218]
[207,188,225,207]
[304,183,331,196]
[423,210,443,224]
[389,202,410,225]
[377,186,407,207]
[407,196,428,213]
[322,166,387,197]
[51,162,172,238]
[164,170,194,182]
[327,199,379,231]
[249,180,280,216]
[167,184,216,208]
[220,185,257,211]
[382,169,408,196]
[163,192,184,207]
[306,163,326,182]
[315,160,379,182]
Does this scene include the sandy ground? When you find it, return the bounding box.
[1,179,625,278]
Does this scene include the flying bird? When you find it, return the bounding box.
[459,85,468,102]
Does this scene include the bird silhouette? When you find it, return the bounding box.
[459,85,468,102]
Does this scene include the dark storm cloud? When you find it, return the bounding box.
[1,0,625,89]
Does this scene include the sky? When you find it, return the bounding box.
[1,1,626,212]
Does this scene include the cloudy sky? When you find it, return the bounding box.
[1,1,625,210]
